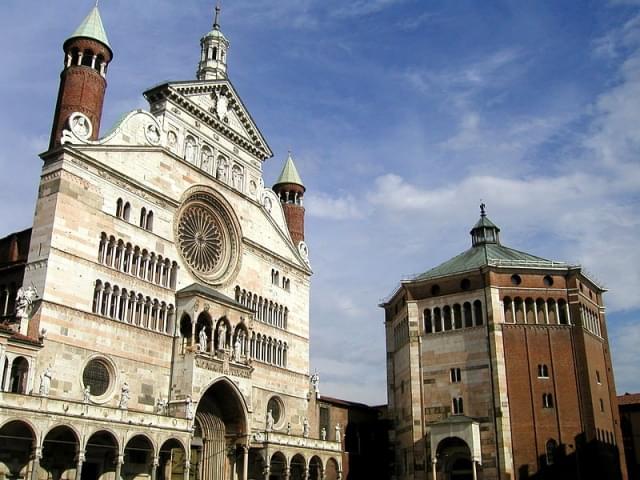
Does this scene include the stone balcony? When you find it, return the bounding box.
[252,430,342,453]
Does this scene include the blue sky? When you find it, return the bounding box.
[1,0,639,404]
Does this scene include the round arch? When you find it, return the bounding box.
[436,436,474,480]
[83,429,119,480]
[308,456,323,480]
[124,434,155,479]
[290,454,306,480]
[325,457,340,480]
[158,437,187,480]
[192,378,249,480]
[0,419,36,479]
[269,451,287,479]
[41,425,80,480]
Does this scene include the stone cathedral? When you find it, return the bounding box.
[0,4,343,480]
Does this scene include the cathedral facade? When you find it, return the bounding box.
[0,5,342,480]
[381,208,626,480]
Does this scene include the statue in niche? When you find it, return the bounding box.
[39,365,52,396]
[216,158,228,182]
[167,131,178,153]
[83,385,91,404]
[266,409,274,432]
[233,338,241,362]
[70,113,91,139]
[321,428,327,441]
[215,91,229,122]
[199,328,208,352]
[217,323,227,350]
[15,285,37,319]
[185,137,197,164]
[303,417,310,438]
[119,382,130,409]
[232,165,244,190]
[146,124,160,145]
[201,150,213,173]
[335,423,342,442]
[186,395,194,420]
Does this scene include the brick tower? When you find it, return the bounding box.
[273,152,306,245]
[49,4,112,149]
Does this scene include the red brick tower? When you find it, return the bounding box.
[273,152,306,245]
[49,5,112,149]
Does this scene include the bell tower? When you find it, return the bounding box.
[197,4,230,81]
[273,152,306,245]
[49,4,113,149]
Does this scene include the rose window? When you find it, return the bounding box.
[178,205,224,274]
[175,187,242,285]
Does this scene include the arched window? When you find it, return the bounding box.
[443,306,452,331]
[464,302,473,327]
[81,49,94,67]
[424,309,433,334]
[453,304,462,329]
[543,393,554,408]
[558,299,569,325]
[140,208,147,228]
[545,439,557,465]
[474,300,483,326]
[433,307,442,332]
[538,364,549,378]
[116,198,123,217]
[92,281,103,313]
[452,397,464,415]
[123,202,131,221]
[9,357,29,394]
[146,211,154,232]
[514,298,524,323]
[547,299,557,324]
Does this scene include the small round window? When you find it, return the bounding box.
[511,274,522,286]
[82,359,111,397]
[460,279,471,290]
[543,275,554,287]
[267,396,284,426]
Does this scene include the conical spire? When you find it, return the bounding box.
[275,152,305,188]
[67,4,111,51]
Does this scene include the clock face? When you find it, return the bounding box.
[175,187,242,286]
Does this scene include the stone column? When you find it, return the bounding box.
[565,303,571,325]
[75,451,86,480]
[431,458,437,480]
[151,457,159,480]
[30,446,42,480]
[472,461,478,480]
[115,455,124,480]
[242,445,249,480]
[544,302,549,324]
[2,356,13,391]
[533,304,539,324]
[283,467,290,480]
[183,460,190,480]
[263,465,270,480]
[555,302,560,325]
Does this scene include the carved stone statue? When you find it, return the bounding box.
[15,286,37,319]
[303,417,310,438]
[199,328,208,352]
[335,423,342,442]
[201,150,213,172]
[266,409,275,432]
[39,365,52,396]
[321,427,327,441]
[232,165,243,190]
[310,373,320,398]
[216,158,228,182]
[215,92,229,121]
[119,382,130,409]
[185,137,197,164]
[156,397,168,415]
[186,395,194,420]
[233,338,241,362]
[217,323,227,350]
[83,385,91,404]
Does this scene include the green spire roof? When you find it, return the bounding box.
[274,152,305,188]
[68,5,111,49]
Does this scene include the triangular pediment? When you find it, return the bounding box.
[144,80,273,161]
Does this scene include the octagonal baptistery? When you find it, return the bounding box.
[381,206,626,480]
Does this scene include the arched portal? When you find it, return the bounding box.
[192,379,248,480]
[0,420,36,479]
[41,426,79,480]
[123,435,154,479]
[158,439,186,480]
[82,430,118,480]
[9,356,29,393]
[289,454,306,480]
[269,452,287,479]
[308,456,323,480]
[437,436,474,480]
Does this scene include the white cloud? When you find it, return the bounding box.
[306,192,366,220]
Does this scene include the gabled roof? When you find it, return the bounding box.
[143,80,273,161]
[274,153,305,188]
[67,6,111,50]
[177,284,250,312]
